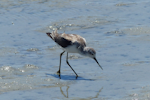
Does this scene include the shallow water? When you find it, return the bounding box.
[1,0,150,99]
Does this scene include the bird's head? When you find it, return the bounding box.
[86,47,96,58]
[85,47,103,70]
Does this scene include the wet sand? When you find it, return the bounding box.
[0,0,150,99]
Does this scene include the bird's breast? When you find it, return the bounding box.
[63,44,79,53]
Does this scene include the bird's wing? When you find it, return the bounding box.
[54,33,86,48]
[75,34,86,47]
[54,33,72,48]
[61,34,86,47]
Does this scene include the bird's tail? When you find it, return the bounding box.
[46,29,58,40]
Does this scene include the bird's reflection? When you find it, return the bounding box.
[59,85,103,99]
[45,73,103,99]
[60,86,69,98]
[94,87,103,98]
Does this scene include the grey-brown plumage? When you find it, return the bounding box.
[47,32,72,48]
[46,29,103,79]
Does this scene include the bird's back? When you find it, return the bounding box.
[60,33,86,47]
[47,29,86,48]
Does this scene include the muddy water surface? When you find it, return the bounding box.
[1,0,150,100]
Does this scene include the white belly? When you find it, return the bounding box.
[63,45,79,53]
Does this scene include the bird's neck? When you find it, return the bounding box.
[79,47,89,56]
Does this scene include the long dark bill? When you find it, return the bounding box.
[93,57,103,70]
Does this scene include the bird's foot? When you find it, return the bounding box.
[76,75,78,79]
[57,70,60,74]
[57,70,61,79]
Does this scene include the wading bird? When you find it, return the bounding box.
[46,29,103,79]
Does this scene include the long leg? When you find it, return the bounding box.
[57,51,65,78]
[66,52,78,78]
